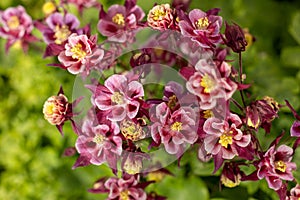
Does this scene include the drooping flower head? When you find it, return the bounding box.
[0,5,37,52]
[97,0,145,42]
[178,8,223,49]
[94,74,144,122]
[223,22,247,53]
[58,33,104,74]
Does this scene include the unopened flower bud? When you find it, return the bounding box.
[224,22,247,53]
[43,94,69,125]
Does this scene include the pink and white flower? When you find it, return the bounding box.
[147,4,174,31]
[202,113,251,160]
[75,118,122,166]
[150,102,198,155]
[178,8,223,49]
[97,0,145,42]
[58,33,104,74]
[94,74,144,121]
[257,144,296,191]
[186,59,237,110]
[0,5,37,52]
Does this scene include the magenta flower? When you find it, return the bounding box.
[178,8,223,48]
[97,0,145,42]
[37,12,80,45]
[0,5,37,52]
[75,118,122,167]
[150,102,198,155]
[90,175,147,200]
[94,74,144,121]
[58,33,104,74]
[186,59,237,110]
[203,113,251,160]
[257,145,296,191]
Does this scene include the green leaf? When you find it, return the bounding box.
[289,11,300,45]
[281,46,300,68]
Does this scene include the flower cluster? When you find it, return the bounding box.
[2,1,300,199]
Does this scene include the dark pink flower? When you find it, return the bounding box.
[75,118,122,167]
[186,59,237,110]
[223,22,247,53]
[203,113,251,160]
[43,94,69,125]
[0,6,37,52]
[257,145,296,191]
[94,74,144,121]
[178,8,222,48]
[147,4,174,31]
[150,102,198,155]
[58,33,104,74]
[97,0,145,42]
[37,12,80,45]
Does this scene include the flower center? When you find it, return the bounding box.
[275,160,287,173]
[44,102,55,115]
[219,131,233,148]
[93,134,105,145]
[171,121,182,132]
[112,13,125,26]
[7,16,20,29]
[111,92,124,105]
[124,159,142,175]
[120,190,129,200]
[152,7,166,21]
[196,17,209,29]
[200,74,215,93]
[120,120,144,141]
[71,43,87,60]
[167,95,177,109]
[54,25,71,45]
[203,110,214,119]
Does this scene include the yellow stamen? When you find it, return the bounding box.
[120,190,129,200]
[120,120,144,141]
[200,74,215,93]
[171,121,182,132]
[275,160,287,173]
[93,134,105,145]
[112,13,125,26]
[111,92,124,105]
[152,7,166,21]
[196,17,209,29]
[7,16,20,29]
[219,131,233,148]
[54,25,71,45]
[203,110,214,119]
[221,174,241,188]
[70,43,87,60]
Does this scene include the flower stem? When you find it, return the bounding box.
[238,52,246,108]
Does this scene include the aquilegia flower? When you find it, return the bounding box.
[147,4,174,31]
[0,5,37,52]
[94,74,144,121]
[257,144,296,191]
[97,0,145,42]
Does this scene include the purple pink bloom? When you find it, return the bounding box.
[147,4,174,31]
[257,144,296,191]
[43,94,69,125]
[0,5,37,52]
[97,0,145,42]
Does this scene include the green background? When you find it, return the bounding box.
[1,0,300,199]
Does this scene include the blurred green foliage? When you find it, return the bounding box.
[1,0,300,199]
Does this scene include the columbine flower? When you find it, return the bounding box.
[220,162,242,188]
[223,22,247,53]
[186,59,237,110]
[246,96,279,133]
[97,0,145,42]
[257,145,296,191]
[75,118,122,168]
[120,119,145,141]
[178,8,223,49]
[0,5,37,52]
[43,94,70,126]
[147,4,174,31]
[94,74,144,121]
[150,102,198,155]
[89,175,153,199]
[203,113,251,160]
[58,33,104,74]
